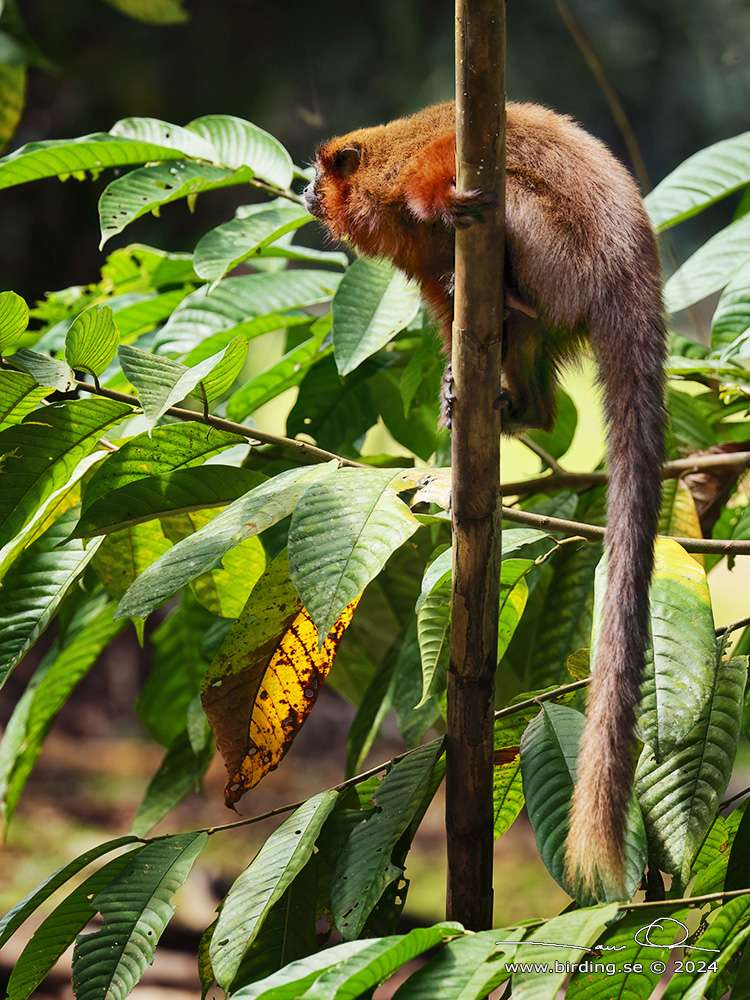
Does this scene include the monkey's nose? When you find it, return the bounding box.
[302,182,320,216]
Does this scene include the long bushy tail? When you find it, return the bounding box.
[565,266,667,899]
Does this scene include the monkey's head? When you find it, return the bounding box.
[302,136,367,247]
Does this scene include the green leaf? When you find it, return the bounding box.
[286,353,378,453]
[0,63,25,156]
[0,370,51,430]
[229,857,318,992]
[645,129,750,231]
[521,703,647,903]
[90,521,173,627]
[64,304,120,377]
[155,269,341,355]
[194,200,312,283]
[129,727,213,836]
[161,507,267,619]
[0,836,139,950]
[288,467,420,641]
[224,323,331,422]
[636,656,747,884]
[99,160,256,245]
[526,388,578,461]
[726,797,750,890]
[0,133,187,190]
[74,465,265,537]
[711,259,750,355]
[330,739,444,940]
[9,347,75,391]
[498,560,532,660]
[638,538,719,756]
[6,853,134,1000]
[0,397,132,552]
[664,213,750,314]
[566,906,690,999]
[137,596,214,746]
[659,895,750,1000]
[101,0,188,23]
[115,463,336,619]
[510,903,621,999]
[0,508,103,688]
[0,599,125,829]
[393,927,525,1000]
[80,422,246,514]
[0,289,29,352]
[118,336,248,428]
[72,833,208,1000]
[188,114,294,187]
[416,574,450,707]
[332,257,421,376]
[108,117,216,159]
[667,386,717,456]
[210,791,338,990]
[230,941,374,999]
[301,923,464,1000]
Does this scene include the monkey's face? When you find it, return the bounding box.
[302,141,363,244]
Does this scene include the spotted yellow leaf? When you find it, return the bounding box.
[201,551,360,807]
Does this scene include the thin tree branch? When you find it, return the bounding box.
[502,451,750,497]
[72,376,366,469]
[716,613,750,637]
[494,679,590,721]
[502,504,750,555]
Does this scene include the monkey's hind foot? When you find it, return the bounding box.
[443,186,498,229]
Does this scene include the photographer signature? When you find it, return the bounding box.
[495,917,720,953]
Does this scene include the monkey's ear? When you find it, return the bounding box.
[333,146,361,179]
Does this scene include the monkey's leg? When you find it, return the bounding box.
[499,311,559,432]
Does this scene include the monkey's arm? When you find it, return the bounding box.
[398,133,497,228]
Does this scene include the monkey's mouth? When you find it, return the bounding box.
[302,182,323,218]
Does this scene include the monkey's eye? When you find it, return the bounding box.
[333,146,361,180]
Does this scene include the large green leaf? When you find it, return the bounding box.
[118,336,247,427]
[288,467,420,641]
[645,129,750,231]
[115,462,336,619]
[102,0,188,24]
[224,324,332,422]
[229,856,318,992]
[187,114,294,187]
[0,289,29,353]
[155,270,341,355]
[74,465,265,537]
[566,906,690,999]
[9,348,75,391]
[64,304,120,377]
[99,160,256,245]
[635,656,747,885]
[0,370,51,430]
[80,421,246,514]
[637,538,718,757]
[0,836,139,950]
[108,117,217,159]
[0,397,132,552]
[660,895,750,1000]
[711,259,750,355]
[210,791,338,991]
[510,904,621,1000]
[299,924,464,1000]
[332,257,421,376]
[392,927,526,1000]
[5,853,134,1000]
[129,726,213,836]
[664,213,750,314]
[0,508,103,689]
[0,598,125,829]
[229,941,374,999]
[330,739,444,940]
[520,703,647,904]
[72,833,208,1000]
[193,200,312,284]
[415,575,450,707]
[0,133,186,191]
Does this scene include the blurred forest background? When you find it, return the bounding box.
[1,1,749,996]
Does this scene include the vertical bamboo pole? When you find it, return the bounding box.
[446,0,506,930]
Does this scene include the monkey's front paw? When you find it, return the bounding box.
[444,186,498,228]
[494,389,512,412]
